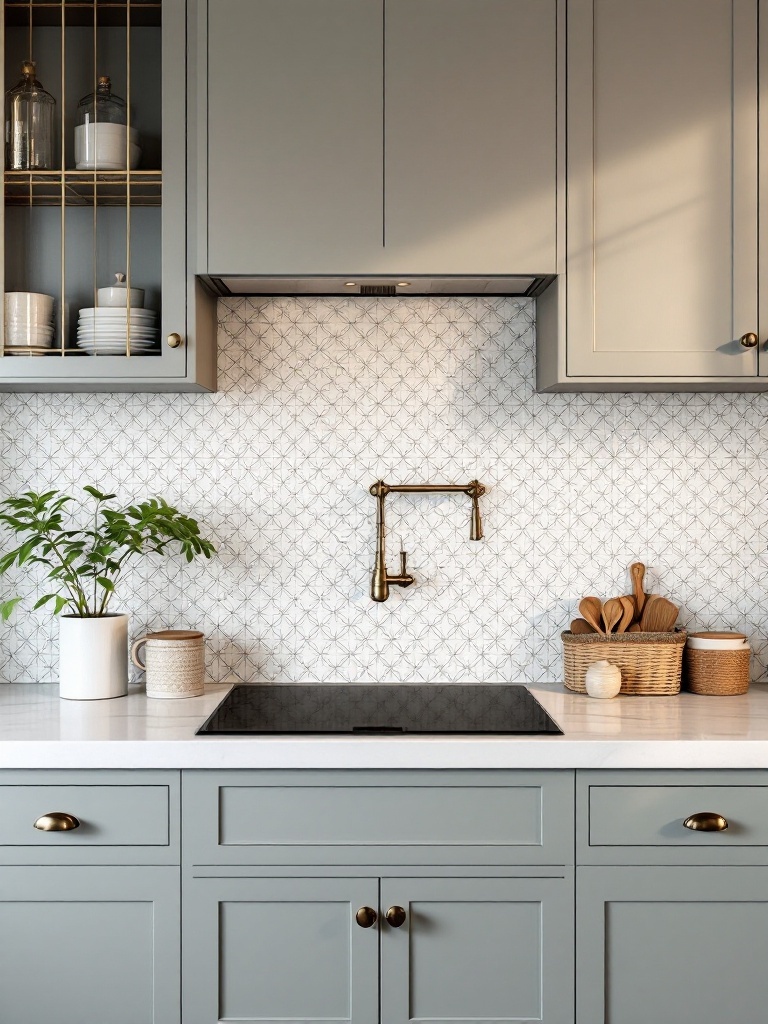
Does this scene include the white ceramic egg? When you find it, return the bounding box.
[585,660,622,698]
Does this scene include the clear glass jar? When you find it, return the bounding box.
[76,76,127,127]
[5,61,56,171]
[75,76,138,171]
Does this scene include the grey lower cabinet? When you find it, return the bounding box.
[577,867,768,1024]
[197,0,557,277]
[0,865,180,1024]
[183,872,574,1024]
[537,0,768,391]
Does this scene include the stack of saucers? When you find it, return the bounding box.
[4,292,55,355]
[76,306,158,355]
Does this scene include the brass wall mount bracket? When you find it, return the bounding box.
[369,480,486,602]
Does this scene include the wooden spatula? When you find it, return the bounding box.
[579,596,604,635]
[602,597,623,634]
[570,618,597,634]
[639,595,679,632]
[617,596,635,633]
[630,562,647,617]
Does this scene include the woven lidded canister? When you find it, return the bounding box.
[684,632,750,696]
[562,631,686,695]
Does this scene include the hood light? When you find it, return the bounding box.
[345,281,356,287]
[397,282,411,287]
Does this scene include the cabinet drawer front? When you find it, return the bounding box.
[579,771,768,865]
[184,770,574,866]
[0,785,169,849]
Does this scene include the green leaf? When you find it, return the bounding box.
[96,577,115,592]
[53,595,69,615]
[0,597,23,621]
[33,593,58,609]
[83,485,116,502]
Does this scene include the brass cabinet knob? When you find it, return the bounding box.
[683,811,728,832]
[355,906,377,928]
[740,332,759,348]
[167,332,183,349]
[385,905,407,928]
[33,812,81,832]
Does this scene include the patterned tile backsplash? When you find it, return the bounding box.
[2,295,768,684]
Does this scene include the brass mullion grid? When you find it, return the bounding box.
[125,0,131,356]
[59,0,65,354]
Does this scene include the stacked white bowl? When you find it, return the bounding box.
[76,276,157,355]
[4,292,55,353]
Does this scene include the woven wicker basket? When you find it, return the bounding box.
[562,630,686,695]
[684,648,750,695]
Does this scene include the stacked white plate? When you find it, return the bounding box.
[5,292,55,351]
[76,306,158,355]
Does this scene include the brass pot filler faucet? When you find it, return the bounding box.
[369,480,486,602]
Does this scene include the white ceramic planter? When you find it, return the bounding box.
[59,613,129,700]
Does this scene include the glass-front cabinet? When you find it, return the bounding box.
[0,0,216,391]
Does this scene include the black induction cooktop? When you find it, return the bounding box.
[196,684,562,735]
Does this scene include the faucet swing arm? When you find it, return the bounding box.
[369,480,486,602]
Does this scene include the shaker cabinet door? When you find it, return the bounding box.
[0,866,180,1024]
[205,0,383,275]
[380,876,574,1024]
[577,866,768,1024]
[382,0,557,276]
[183,876,380,1024]
[565,0,758,381]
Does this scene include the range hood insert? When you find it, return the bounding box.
[203,274,554,298]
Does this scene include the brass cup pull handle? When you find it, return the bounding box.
[683,811,728,832]
[740,332,759,348]
[385,905,407,928]
[34,812,81,832]
[355,906,377,928]
[167,332,183,349]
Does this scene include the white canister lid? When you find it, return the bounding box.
[687,631,749,651]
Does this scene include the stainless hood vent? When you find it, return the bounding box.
[203,275,554,298]
[360,284,397,296]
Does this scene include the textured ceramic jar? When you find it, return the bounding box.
[131,629,205,699]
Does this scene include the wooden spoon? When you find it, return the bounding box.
[570,618,597,634]
[617,595,635,633]
[640,595,679,632]
[579,596,605,635]
[602,597,623,634]
[629,563,647,618]
[628,622,642,632]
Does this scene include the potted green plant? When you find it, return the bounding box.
[0,487,215,700]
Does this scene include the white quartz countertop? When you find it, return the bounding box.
[2,681,768,769]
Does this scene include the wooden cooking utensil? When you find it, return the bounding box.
[570,618,597,634]
[579,596,605,635]
[628,622,642,632]
[617,595,635,633]
[639,595,679,633]
[629,562,647,617]
[602,597,623,634]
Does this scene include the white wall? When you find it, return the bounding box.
[1,295,767,683]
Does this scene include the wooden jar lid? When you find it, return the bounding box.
[145,630,204,640]
[689,631,746,640]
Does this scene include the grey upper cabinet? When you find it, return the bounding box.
[200,0,557,277]
[0,0,216,393]
[205,0,384,275]
[381,0,557,276]
[537,0,762,391]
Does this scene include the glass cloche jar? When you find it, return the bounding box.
[75,76,139,170]
[5,61,56,170]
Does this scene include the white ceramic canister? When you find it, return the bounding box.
[59,613,129,700]
[584,660,622,698]
[131,629,205,699]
